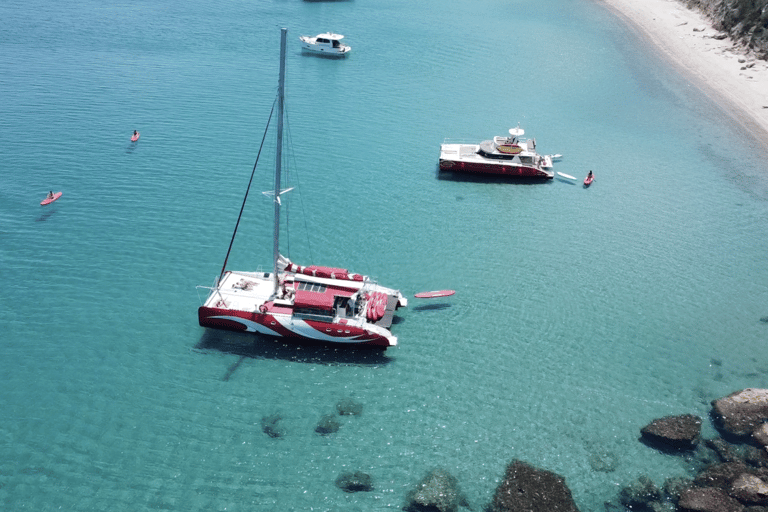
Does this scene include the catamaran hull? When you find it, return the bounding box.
[439,158,552,178]
[198,306,396,348]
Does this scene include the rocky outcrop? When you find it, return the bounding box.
[678,486,745,512]
[403,468,470,512]
[711,389,768,438]
[641,414,702,451]
[488,460,580,512]
[753,423,768,447]
[680,0,768,58]
[731,474,768,505]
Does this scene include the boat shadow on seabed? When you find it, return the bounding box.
[194,329,394,379]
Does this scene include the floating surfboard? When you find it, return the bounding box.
[414,290,455,299]
[131,131,140,142]
[40,191,62,206]
[556,172,576,180]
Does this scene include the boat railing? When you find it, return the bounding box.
[196,276,222,306]
[442,136,532,146]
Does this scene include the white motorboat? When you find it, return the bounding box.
[299,32,350,56]
[439,125,556,179]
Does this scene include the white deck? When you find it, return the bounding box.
[204,271,274,311]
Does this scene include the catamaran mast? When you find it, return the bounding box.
[272,28,287,294]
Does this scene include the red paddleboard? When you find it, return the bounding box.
[414,290,455,299]
[40,191,62,206]
[584,174,594,186]
[131,131,140,142]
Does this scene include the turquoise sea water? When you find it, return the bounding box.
[3,0,768,510]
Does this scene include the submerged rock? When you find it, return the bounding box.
[335,471,373,493]
[336,397,363,416]
[588,448,619,473]
[315,414,341,435]
[641,414,702,451]
[663,476,695,503]
[618,475,661,510]
[403,467,470,512]
[489,460,580,512]
[261,413,286,438]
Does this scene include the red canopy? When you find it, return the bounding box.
[294,289,335,310]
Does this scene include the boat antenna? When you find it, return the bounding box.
[217,98,277,283]
[272,27,287,294]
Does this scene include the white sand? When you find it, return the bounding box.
[599,0,768,145]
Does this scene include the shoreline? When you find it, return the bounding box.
[598,0,768,148]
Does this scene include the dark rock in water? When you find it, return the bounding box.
[706,438,739,463]
[261,413,286,438]
[744,445,768,468]
[489,460,580,512]
[663,476,695,503]
[730,473,768,505]
[588,448,619,473]
[335,471,373,493]
[712,389,768,438]
[403,467,470,512]
[685,442,722,474]
[336,397,363,416]
[677,486,743,512]
[618,475,661,510]
[315,414,341,435]
[694,461,751,490]
[760,316,768,323]
[753,424,768,448]
[641,414,702,451]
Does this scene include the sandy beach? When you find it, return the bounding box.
[599,0,768,145]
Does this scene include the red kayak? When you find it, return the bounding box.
[583,174,594,187]
[40,191,62,206]
[414,290,455,299]
[131,131,140,142]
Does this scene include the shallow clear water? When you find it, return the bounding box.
[2,0,768,510]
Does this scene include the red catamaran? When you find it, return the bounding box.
[197,29,407,349]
